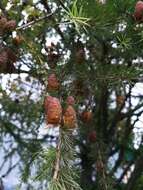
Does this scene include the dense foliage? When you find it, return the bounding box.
[0,0,143,190]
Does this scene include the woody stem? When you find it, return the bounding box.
[53,129,61,180]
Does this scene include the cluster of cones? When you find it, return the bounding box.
[44,74,77,129]
[0,16,24,74]
[0,16,20,73]
[45,95,77,129]
[45,74,94,125]
[44,73,97,142]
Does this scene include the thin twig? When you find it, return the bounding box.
[57,0,69,12]
[16,12,54,30]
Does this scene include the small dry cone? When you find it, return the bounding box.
[63,105,77,129]
[0,17,7,35]
[0,50,8,72]
[6,48,18,63]
[134,1,143,22]
[81,111,93,123]
[13,35,23,46]
[0,17,7,27]
[116,95,125,107]
[0,49,16,73]
[45,96,62,125]
[66,96,75,105]
[48,73,60,91]
[4,20,16,31]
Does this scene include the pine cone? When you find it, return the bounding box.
[48,73,60,91]
[81,111,93,123]
[6,48,18,63]
[4,20,16,31]
[13,35,23,46]
[66,96,75,105]
[45,96,62,125]
[0,17,7,35]
[63,105,77,129]
[0,17,7,26]
[0,50,8,72]
[134,1,143,22]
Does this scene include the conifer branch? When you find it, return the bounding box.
[16,12,54,30]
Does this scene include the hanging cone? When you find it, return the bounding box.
[0,50,8,72]
[44,96,62,125]
[134,1,143,22]
[6,48,18,63]
[0,17,7,35]
[4,20,16,31]
[81,110,93,123]
[13,35,23,46]
[63,105,77,129]
[48,73,60,91]
[66,96,75,105]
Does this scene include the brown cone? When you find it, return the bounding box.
[4,20,16,32]
[66,96,75,105]
[0,50,8,72]
[48,73,60,91]
[6,48,18,63]
[63,105,77,129]
[0,17,7,35]
[45,96,62,125]
[81,111,93,123]
[13,35,23,46]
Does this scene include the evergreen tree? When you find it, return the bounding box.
[0,0,143,190]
